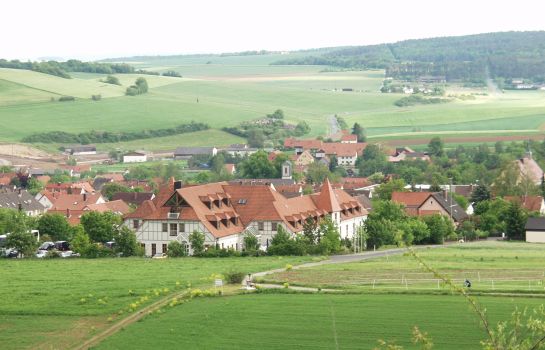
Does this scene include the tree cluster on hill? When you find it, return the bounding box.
[21,121,209,144]
[222,109,311,147]
[0,58,134,79]
[273,31,545,82]
[126,77,148,96]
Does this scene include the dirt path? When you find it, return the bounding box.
[74,290,190,350]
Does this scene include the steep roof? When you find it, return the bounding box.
[505,195,544,212]
[0,189,45,212]
[516,156,544,184]
[127,180,366,236]
[312,179,341,212]
[48,192,103,211]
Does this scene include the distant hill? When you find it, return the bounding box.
[273,31,545,83]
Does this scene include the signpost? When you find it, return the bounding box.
[214,279,223,294]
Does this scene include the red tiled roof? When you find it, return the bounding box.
[48,192,103,211]
[321,143,367,157]
[341,134,358,142]
[505,195,544,212]
[391,192,431,207]
[312,178,341,212]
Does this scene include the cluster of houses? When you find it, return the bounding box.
[2,134,545,255]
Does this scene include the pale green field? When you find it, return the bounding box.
[0,54,544,151]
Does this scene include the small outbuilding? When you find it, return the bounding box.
[525,217,545,243]
[123,152,148,163]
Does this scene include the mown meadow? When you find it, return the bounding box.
[0,256,316,349]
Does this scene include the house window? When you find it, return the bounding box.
[151,244,157,256]
[162,223,168,232]
[132,220,139,229]
[162,244,167,253]
[271,223,278,231]
[179,223,185,232]
[258,222,264,231]
[170,223,177,236]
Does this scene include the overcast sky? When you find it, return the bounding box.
[2,0,544,61]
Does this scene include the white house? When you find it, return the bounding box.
[123,152,148,163]
[124,179,367,256]
[525,218,545,243]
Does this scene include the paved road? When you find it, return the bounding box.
[251,245,445,280]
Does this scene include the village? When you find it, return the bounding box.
[1,127,544,259]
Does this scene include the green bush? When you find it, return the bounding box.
[223,270,246,284]
[167,241,187,257]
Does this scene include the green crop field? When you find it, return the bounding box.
[0,53,544,152]
[0,256,315,349]
[95,293,543,350]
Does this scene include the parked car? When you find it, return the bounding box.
[35,250,48,258]
[38,242,56,251]
[5,248,19,258]
[55,241,70,251]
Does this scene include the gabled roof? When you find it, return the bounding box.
[112,192,155,206]
[127,180,367,236]
[48,192,103,211]
[391,192,431,207]
[516,156,544,184]
[341,134,358,142]
[0,189,45,212]
[505,195,544,212]
[312,179,341,212]
[321,142,367,157]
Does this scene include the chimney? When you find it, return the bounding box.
[83,193,87,202]
[174,181,182,190]
[66,208,70,217]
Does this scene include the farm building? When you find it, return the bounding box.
[525,217,545,243]
[124,178,367,256]
[505,195,545,215]
[123,152,148,163]
[222,144,257,157]
[174,147,217,160]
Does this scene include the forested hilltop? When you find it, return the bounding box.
[273,31,545,83]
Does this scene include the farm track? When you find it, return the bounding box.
[74,290,190,350]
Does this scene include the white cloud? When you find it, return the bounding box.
[1,0,544,60]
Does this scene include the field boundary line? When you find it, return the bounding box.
[330,301,339,350]
[73,289,190,350]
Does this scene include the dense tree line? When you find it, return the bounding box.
[21,121,209,144]
[273,31,545,82]
[0,59,134,78]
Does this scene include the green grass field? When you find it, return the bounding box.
[0,256,315,349]
[95,293,543,350]
[266,242,545,293]
[0,54,544,152]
